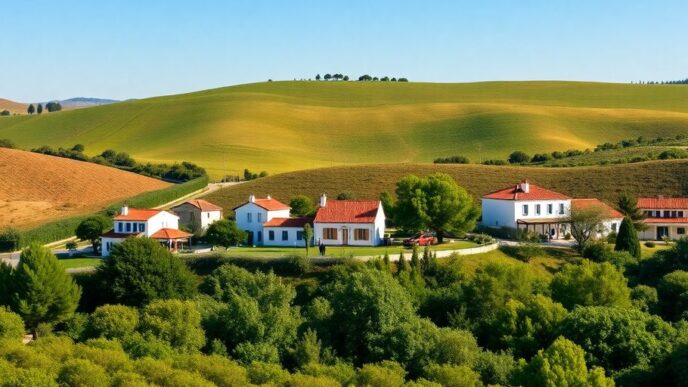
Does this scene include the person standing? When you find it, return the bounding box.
[319,239,326,256]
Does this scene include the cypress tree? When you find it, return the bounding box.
[410,245,420,271]
[398,251,410,273]
[421,245,431,272]
[383,251,391,271]
[615,217,641,258]
[10,244,81,338]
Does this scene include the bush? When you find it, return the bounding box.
[433,155,470,164]
[57,358,110,387]
[0,228,21,252]
[469,234,494,245]
[283,254,312,275]
[0,307,25,339]
[645,241,656,248]
[86,305,139,340]
[508,151,530,164]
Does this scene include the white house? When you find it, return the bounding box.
[171,199,223,231]
[100,205,192,256]
[313,194,386,246]
[234,194,292,245]
[638,197,688,240]
[233,194,386,247]
[481,180,621,239]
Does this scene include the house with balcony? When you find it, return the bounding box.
[100,205,192,256]
[638,197,688,240]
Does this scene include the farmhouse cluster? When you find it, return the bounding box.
[99,180,688,256]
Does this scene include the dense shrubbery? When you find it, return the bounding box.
[31,144,206,182]
[7,235,688,384]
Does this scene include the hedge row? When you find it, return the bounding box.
[18,176,209,247]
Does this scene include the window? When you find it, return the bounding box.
[117,222,123,232]
[323,228,337,240]
[126,222,131,232]
[611,223,617,232]
[207,213,210,219]
[664,211,671,218]
[559,203,565,215]
[354,229,370,241]
[132,223,138,232]
[268,230,275,241]
[536,204,541,215]
[680,211,685,218]
[656,210,661,217]
[547,204,553,215]
[282,230,288,241]
[258,231,263,242]
[139,223,145,232]
[672,211,678,218]
[247,213,252,223]
[679,228,686,235]
[296,231,304,241]
[522,205,529,216]
[257,213,262,223]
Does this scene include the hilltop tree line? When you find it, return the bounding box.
[434,133,688,167]
[313,73,409,82]
[26,102,62,115]
[31,144,206,182]
[634,78,688,85]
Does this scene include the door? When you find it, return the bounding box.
[657,226,669,240]
[342,228,349,245]
[247,231,254,246]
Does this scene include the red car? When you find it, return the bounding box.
[403,233,437,247]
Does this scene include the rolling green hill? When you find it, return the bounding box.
[205,160,688,213]
[3,81,688,178]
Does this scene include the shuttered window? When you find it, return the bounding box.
[354,229,370,241]
[323,228,337,240]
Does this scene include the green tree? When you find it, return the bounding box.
[303,223,313,256]
[75,216,110,254]
[657,270,688,321]
[356,361,406,387]
[0,110,9,116]
[336,192,355,200]
[558,306,675,371]
[289,195,314,216]
[568,205,606,251]
[0,228,21,252]
[379,191,396,226]
[393,173,479,242]
[515,337,614,387]
[410,245,421,271]
[292,329,321,367]
[618,193,648,231]
[315,74,321,80]
[57,359,110,387]
[508,151,530,164]
[97,237,197,306]
[423,364,481,387]
[86,304,139,340]
[204,219,247,248]
[10,244,81,338]
[141,299,205,353]
[36,104,43,114]
[27,104,35,114]
[615,217,641,258]
[551,260,631,309]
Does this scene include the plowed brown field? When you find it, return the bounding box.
[0,148,170,228]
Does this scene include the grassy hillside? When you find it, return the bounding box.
[0,148,169,229]
[205,160,688,213]
[0,98,27,114]
[2,81,688,177]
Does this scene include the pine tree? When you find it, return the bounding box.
[397,251,410,273]
[36,104,43,114]
[615,217,641,259]
[27,104,35,115]
[383,251,391,272]
[10,244,81,338]
[410,245,420,271]
[421,245,431,272]
[617,193,648,231]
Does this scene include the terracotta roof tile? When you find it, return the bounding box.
[483,182,570,201]
[263,217,313,228]
[314,200,380,223]
[233,198,290,211]
[638,197,688,210]
[113,209,162,221]
[177,199,223,212]
[150,228,193,239]
[572,198,623,219]
[101,230,143,238]
[644,217,688,224]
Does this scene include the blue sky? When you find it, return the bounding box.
[1,0,686,101]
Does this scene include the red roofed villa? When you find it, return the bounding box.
[481,180,622,239]
[638,196,688,240]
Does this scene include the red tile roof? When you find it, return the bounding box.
[638,197,688,210]
[314,200,380,223]
[483,182,570,201]
[150,228,193,240]
[113,209,162,221]
[101,230,143,238]
[233,198,290,211]
[263,217,313,228]
[177,199,223,212]
[644,217,688,224]
[572,199,623,219]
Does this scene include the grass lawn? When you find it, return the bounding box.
[58,258,103,269]
[454,246,579,278]
[214,240,479,259]
[640,242,672,258]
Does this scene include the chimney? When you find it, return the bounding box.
[249,194,256,203]
[267,194,272,200]
[121,204,129,216]
[320,194,327,208]
[520,180,530,193]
